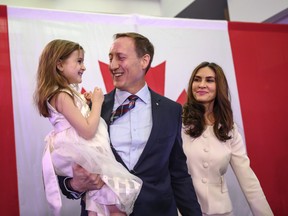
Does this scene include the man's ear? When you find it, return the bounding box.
[141,54,150,70]
[56,60,64,72]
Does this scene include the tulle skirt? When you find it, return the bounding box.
[46,119,142,215]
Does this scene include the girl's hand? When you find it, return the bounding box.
[91,87,104,105]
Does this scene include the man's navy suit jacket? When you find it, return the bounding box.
[59,88,201,216]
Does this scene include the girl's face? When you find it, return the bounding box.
[58,50,86,84]
[192,66,216,107]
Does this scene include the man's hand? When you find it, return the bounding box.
[69,163,104,192]
[83,91,92,106]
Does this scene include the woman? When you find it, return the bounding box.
[182,61,273,216]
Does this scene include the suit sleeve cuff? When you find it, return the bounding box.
[63,177,85,199]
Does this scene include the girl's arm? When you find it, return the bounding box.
[53,87,104,139]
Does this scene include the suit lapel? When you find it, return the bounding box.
[103,89,164,171]
[102,90,129,169]
[134,89,162,170]
[101,90,115,126]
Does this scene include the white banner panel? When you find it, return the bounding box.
[7,6,250,216]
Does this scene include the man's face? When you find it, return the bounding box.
[108,37,147,94]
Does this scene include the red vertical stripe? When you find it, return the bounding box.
[229,21,288,216]
[0,5,20,215]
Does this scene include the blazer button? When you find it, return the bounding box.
[202,178,208,184]
[203,162,209,168]
[203,147,209,152]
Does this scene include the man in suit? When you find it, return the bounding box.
[58,32,201,216]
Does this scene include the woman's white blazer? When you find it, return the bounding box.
[182,124,273,216]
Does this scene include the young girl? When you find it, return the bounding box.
[182,62,273,216]
[34,39,142,216]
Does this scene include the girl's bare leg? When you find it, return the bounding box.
[87,205,126,216]
[110,213,126,216]
[108,205,126,216]
[88,211,97,216]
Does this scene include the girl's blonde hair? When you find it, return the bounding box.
[34,39,83,117]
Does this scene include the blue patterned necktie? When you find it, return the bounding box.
[110,95,139,124]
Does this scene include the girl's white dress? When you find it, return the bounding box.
[43,88,142,216]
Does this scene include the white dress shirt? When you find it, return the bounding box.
[110,84,152,170]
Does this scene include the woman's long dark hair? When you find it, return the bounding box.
[182,62,233,141]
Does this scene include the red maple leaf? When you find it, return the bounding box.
[99,60,166,95]
[82,60,187,105]
[177,89,188,106]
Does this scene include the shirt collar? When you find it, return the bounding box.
[115,83,149,105]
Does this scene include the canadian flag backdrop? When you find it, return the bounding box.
[1,5,287,216]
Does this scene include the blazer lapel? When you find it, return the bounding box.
[103,89,164,171]
[133,89,162,170]
[102,90,129,169]
[101,90,115,126]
